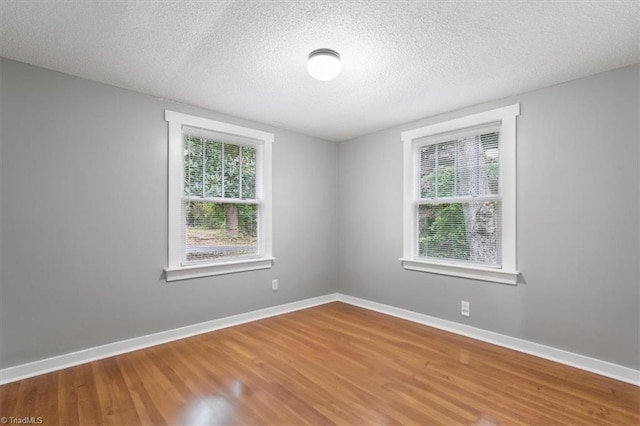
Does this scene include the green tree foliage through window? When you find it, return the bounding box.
[419,203,469,260]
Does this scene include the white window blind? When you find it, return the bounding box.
[183,133,259,264]
[417,129,501,267]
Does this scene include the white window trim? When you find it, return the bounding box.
[400,104,520,285]
[165,110,274,281]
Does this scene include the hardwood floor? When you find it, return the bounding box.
[1,302,638,425]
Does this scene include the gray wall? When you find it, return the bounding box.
[1,58,638,372]
[0,58,339,368]
[338,64,640,369]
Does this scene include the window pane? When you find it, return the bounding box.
[183,201,258,263]
[481,132,500,195]
[203,140,222,197]
[241,145,256,199]
[419,131,500,199]
[184,136,223,197]
[223,143,240,198]
[184,136,257,200]
[419,144,436,198]
[418,201,501,267]
[435,141,456,197]
[184,136,204,196]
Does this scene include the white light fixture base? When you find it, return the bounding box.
[307,48,341,81]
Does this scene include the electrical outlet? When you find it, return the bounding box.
[461,300,470,317]
[272,279,278,292]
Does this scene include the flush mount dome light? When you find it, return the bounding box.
[307,48,341,81]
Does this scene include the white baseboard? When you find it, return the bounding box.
[2,292,638,387]
[0,294,338,384]
[336,293,640,386]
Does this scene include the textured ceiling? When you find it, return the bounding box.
[1,1,638,142]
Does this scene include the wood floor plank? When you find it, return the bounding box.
[93,357,141,425]
[57,368,81,426]
[1,302,638,425]
[116,353,167,425]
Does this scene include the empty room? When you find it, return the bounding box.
[0,0,639,424]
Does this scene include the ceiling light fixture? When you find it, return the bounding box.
[307,48,341,81]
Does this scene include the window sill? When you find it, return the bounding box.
[165,257,275,282]
[400,258,518,285]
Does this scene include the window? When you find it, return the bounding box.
[401,104,520,284]
[165,111,274,281]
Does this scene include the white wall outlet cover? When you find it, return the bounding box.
[461,301,470,317]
